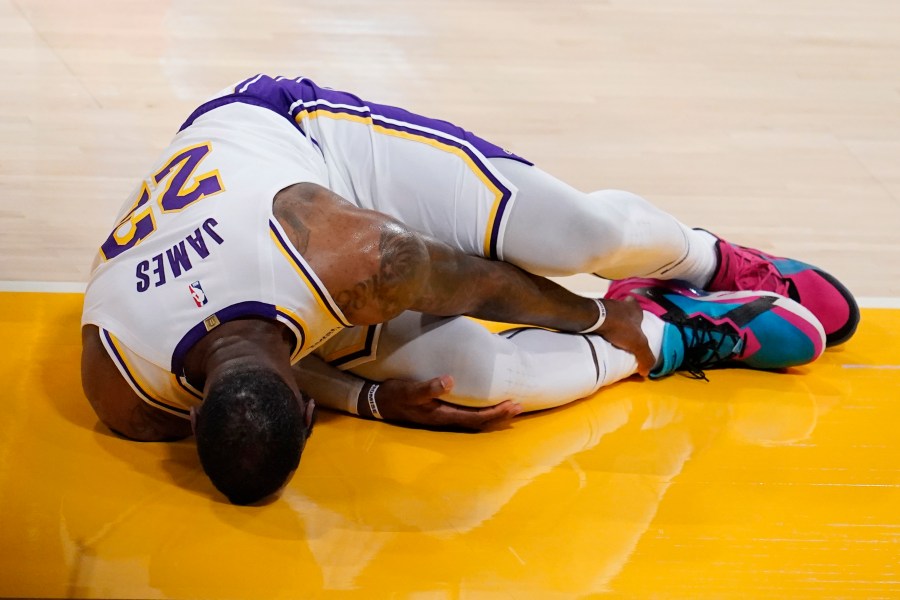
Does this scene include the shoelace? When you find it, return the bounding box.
[673,315,745,381]
[729,247,789,296]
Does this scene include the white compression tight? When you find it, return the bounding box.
[490,157,717,284]
[348,311,664,413]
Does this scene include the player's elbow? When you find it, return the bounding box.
[108,422,190,443]
[84,388,191,442]
[81,344,191,441]
[81,384,179,442]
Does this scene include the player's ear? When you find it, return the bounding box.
[304,397,316,429]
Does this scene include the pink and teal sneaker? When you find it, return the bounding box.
[704,233,859,346]
[606,278,826,380]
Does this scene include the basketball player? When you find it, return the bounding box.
[81,74,852,504]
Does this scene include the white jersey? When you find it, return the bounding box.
[82,102,352,417]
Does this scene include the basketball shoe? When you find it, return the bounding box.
[702,231,859,346]
[606,278,826,379]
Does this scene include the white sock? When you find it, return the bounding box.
[663,228,719,289]
[641,311,666,369]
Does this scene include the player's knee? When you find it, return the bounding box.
[585,188,669,263]
[587,189,653,232]
[546,191,629,273]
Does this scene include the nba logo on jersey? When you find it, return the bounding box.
[189,281,208,307]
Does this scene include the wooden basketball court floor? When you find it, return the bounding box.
[2,0,899,597]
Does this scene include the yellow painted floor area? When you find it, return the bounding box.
[1,292,899,599]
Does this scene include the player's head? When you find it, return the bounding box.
[193,365,315,505]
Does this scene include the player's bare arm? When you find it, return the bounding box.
[415,236,654,375]
[81,325,192,441]
[292,354,522,430]
[274,183,428,324]
[275,183,654,374]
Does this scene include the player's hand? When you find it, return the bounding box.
[595,297,655,377]
[372,375,522,431]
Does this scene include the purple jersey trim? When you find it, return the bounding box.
[179,93,302,134]
[276,308,308,354]
[175,375,203,401]
[290,80,532,165]
[326,324,380,369]
[179,74,531,165]
[170,300,279,374]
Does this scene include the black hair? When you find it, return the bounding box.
[194,366,307,505]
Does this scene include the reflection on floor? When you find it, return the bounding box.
[1,292,898,599]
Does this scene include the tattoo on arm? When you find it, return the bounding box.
[279,208,311,253]
[334,226,427,320]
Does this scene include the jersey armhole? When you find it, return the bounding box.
[98,328,191,419]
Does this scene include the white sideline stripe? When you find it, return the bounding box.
[0,280,87,293]
[0,280,899,309]
[857,297,900,309]
[577,292,899,309]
